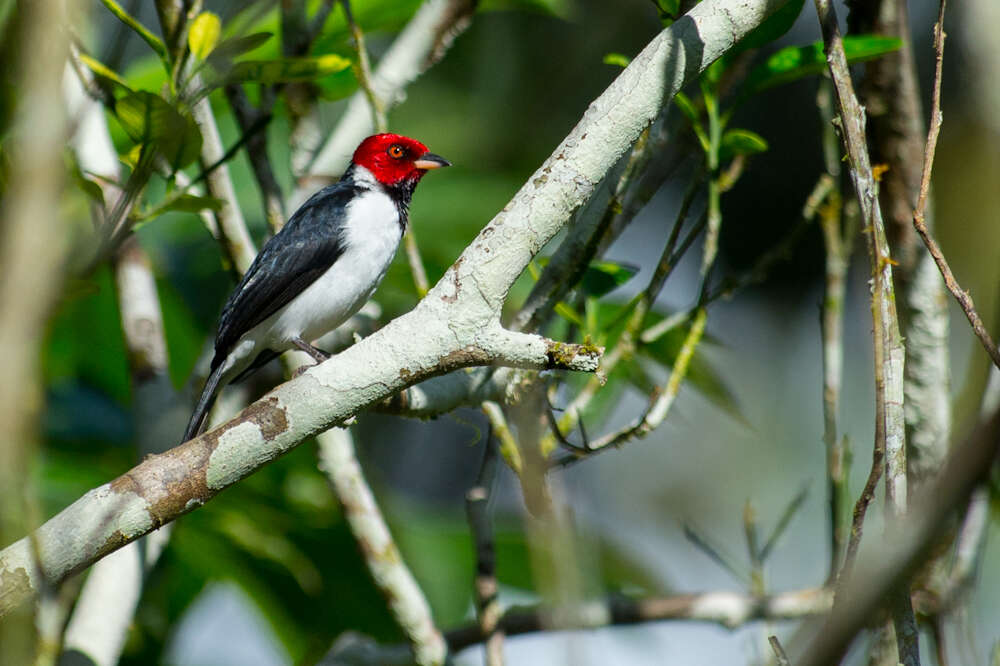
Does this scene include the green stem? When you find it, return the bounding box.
[99,0,168,61]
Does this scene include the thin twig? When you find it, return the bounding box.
[482,401,524,475]
[816,77,851,583]
[188,74,257,274]
[445,587,833,652]
[770,635,792,666]
[340,0,387,132]
[814,2,915,660]
[541,173,705,457]
[224,85,285,232]
[320,586,834,664]
[402,230,431,296]
[562,307,707,460]
[839,418,884,586]
[910,3,1000,369]
[465,432,504,666]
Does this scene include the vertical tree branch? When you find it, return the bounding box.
[189,81,258,274]
[340,0,387,133]
[848,0,953,486]
[794,406,1000,666]
[908,2,1000,370]
[813,0,915,662]
[817,79,851,583]
[0,0,70,661]
[317,428,447,666]
[224,85,286,232]
[465,434,504,666]
[813,0,908,526]
[60,63,180,666]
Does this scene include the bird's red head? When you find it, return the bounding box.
[351,134,450,187]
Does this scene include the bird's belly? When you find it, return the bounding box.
[252,229,400,350]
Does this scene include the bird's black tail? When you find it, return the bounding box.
[183,362,226,443]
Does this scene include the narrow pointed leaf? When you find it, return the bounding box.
[77,54,133,91]
[580,261,639,298]
[759,484,810,562]
[721,128,769,161]
[743,35,902,97]
[224,54,351,85]
[734,0,805,52]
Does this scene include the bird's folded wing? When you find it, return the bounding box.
[213,183,358,362]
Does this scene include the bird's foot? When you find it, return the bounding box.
[292,336,331,363]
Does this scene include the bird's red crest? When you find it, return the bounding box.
[352,134,434,186]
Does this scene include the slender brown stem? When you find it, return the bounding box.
[444,587,833,653]
[816,78,851,583]
[769,635,791,666]
[910,1,1000,370]
[466,434,504,666]
[340,0,387,132]
[814,0,916,660]
[224,85,285,232]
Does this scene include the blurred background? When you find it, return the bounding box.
[7,0,999,664]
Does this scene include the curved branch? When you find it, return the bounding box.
[0,0,791,615]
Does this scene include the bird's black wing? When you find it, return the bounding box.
[212,181,360,367]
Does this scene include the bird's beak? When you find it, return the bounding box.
[413,152,451,170]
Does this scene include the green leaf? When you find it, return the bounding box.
[650,0,681,22]
[315,67,361,101]
[579,261,638,298]
[188,12,222,61]
[720,128,769,160]
[216,510,323,595]
[735,0,804,52]
[114,91,203,170]
[160,193,225,213]
[136,193,225,223]
[205,32,273,66]
[478,0,573,16]
[603,53,631,68]
[743,35,902,97]
[673,91,710,152]
[77,53,133,91]
[672,91,700,125]
[224,54,352,85]
[68,158,106,207]
[553,302,584,327]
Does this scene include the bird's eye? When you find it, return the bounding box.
[388,144,405,159]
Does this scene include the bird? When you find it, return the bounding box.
[182,133,450,442]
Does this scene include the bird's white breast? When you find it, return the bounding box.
[227,186,402,376]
